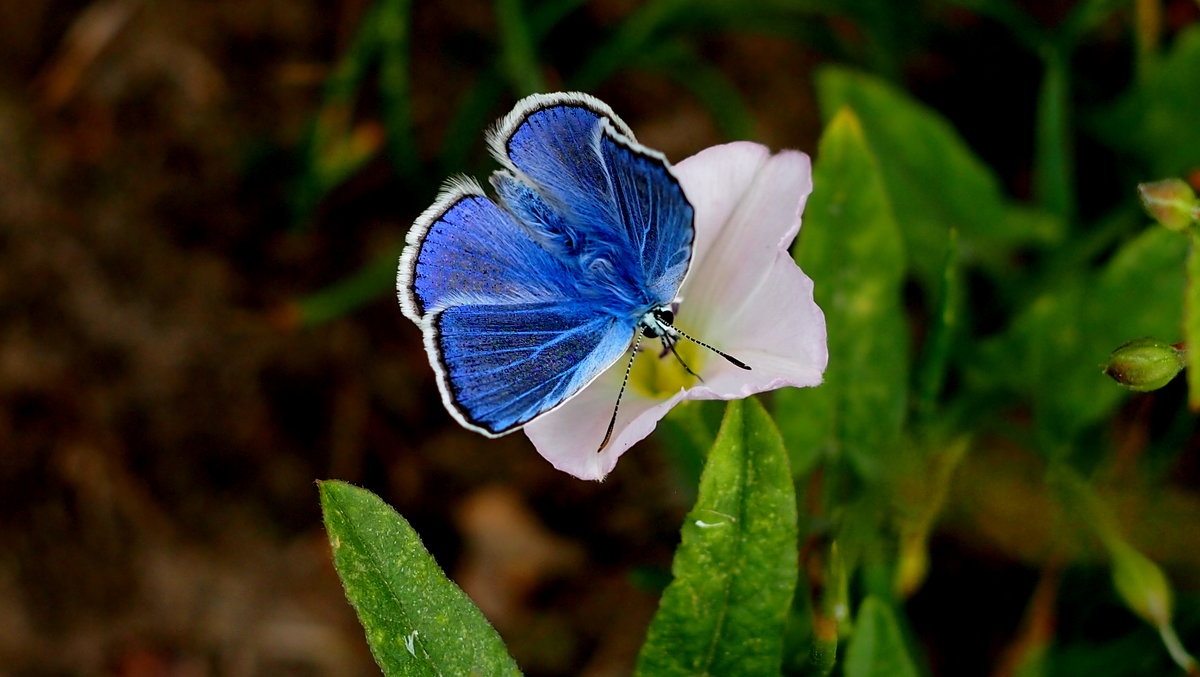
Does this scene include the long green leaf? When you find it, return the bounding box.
[1059,0,1133,47]
[1033,46,1074,223]
[495,0,546,95]
[776,107,908,478]
[942,0,1045,52]
[815,67,1062,287]
[293,244,404,327]
[570,0,687,91]
[843,597,920,677]
[292,3,384,230]
[635,398,798,677]
[913,229,962,424]
[319,481,522,677]
[378,0,418,177]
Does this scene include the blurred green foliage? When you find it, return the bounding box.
[307,0,1200,674]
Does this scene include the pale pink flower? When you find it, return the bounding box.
[525,141,828,480]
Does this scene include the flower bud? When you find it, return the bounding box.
[1103,337,1185,392]
[1138,179,1199,232]
[1110,541,1173,627]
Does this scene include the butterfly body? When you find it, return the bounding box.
[398,93,694,437]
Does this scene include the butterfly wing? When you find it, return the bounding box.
[429,301,633,435]
[489,93,695,302]
[398,177,573,321]
[596,123,694,302]
[488,93,630,235]
[400,93,695,437]
[400,177,635,436]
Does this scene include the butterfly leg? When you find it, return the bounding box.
[663,333,704,383]
[598,334,643,452]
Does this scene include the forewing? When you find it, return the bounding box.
[487,93,629,238]
[428,301,634,435]
[597,121,694,301]
[489,93,694,304]
[398,177,571,321]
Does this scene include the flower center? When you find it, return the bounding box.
[628,334,706,398]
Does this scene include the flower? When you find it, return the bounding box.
[524,142,828,480]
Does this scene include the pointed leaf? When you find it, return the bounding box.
[816,66,1062,286]
[778,108,908,476]
[844,597,920,677]
[635,398,798,677]
[319,480,522,677]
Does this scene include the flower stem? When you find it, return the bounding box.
[1158,622,1198,674]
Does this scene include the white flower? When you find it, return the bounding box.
[525,142,828,480]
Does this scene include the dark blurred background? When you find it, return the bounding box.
[1,1,1197,676]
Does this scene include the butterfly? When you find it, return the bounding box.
[397,92,747,449]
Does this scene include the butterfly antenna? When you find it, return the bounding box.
[598,334,642,453]
[664,334,704,383]
[669,326,751,370]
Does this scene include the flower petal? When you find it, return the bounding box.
[525,141,826,481]
[682,248,826,398]
[524,376,688,480]
[674,144,814,343]
[673,142,774,268]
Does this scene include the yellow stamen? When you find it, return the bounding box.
[628,335,706,398]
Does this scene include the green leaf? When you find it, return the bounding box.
[815,66,1062,287]
[843,597,920,677]
[318,481,522,677]
[1033,47,1074,222]
[777,108,908,477]
[495,0,546,96]
[291,4,387,230]
[658,399,723,496]
[942,0,1045,52]
[913,229,962,424]
[570,0,688,91]
[437,76,507,174]
[975,227,1187,446]
[1057,0,1128,46]
[634,398,798,677]
[1093,25,1200,177]
[291,244,404,326]
[378,0,418,177]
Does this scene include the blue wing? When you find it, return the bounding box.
[597,125,694,301]
[488,93,630,236]
[429,301,634,435]
[400,92,695,436]
[488,92,695,301]
[398,177,574,321]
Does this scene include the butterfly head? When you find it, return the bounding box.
[639,305,675,339]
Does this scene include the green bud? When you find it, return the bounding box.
[1110,541,1173,627]
[1103,337,1185,391]
[1138,178,1199,232]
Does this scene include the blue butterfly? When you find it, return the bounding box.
[398,92,747,447]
